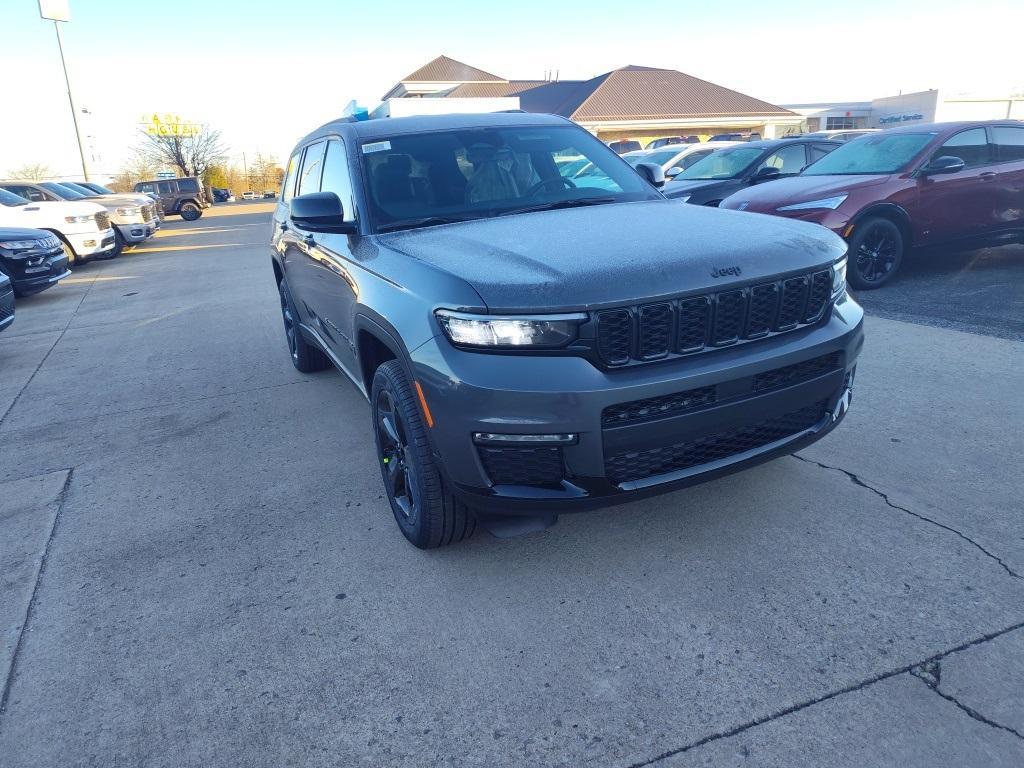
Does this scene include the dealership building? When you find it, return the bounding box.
[378,55,804,142]
[784,89,1024,132]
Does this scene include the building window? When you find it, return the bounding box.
[826,116,856,130]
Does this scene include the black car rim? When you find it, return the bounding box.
[375,390,420,525]
[279,286,298,361]
[856,226,898,283]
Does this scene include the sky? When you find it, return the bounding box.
[1,0,1021,179]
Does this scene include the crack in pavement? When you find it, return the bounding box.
[0,271,101,429]
[0,467,75,725]
[792,454,1021,580]
[910,661,1024,740]
[624,618,1024,767]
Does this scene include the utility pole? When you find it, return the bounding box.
[41,1,89,180]
[242,152,249,192]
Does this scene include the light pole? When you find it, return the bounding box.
[39,1,89,180]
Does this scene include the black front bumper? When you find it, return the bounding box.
[0,283,14,331]
[414,293,864,518]
[2,247,70,296]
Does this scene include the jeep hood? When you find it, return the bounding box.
[378,199,846,313]
[723,174,891,211]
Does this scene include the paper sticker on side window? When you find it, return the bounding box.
[362,141,392,154]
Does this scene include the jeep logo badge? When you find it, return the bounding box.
[711,265,742,278]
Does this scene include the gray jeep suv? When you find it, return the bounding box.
[271,112,863,548]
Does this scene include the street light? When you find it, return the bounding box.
[39,0,89,181]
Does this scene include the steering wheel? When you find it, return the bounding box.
[525,176,576,197]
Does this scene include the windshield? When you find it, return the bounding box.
[90,183,115,194]
[675,147,763,180]
[59,181,100,197]
[39,181,86,200]
[360,125,660,232]
[0,188,28,207]
[803,132,936,175]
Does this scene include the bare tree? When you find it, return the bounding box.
[137,125,227,178]
[7,162,54,180]
[108,153,161,193]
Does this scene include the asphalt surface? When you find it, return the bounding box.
[1,202,1022,767]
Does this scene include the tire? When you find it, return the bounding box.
[111,229,126,258]
[179,202,202,221]
[847,217,904,289]
[278,278,329,373]
[372,359,477,549]
[59,239,78,267]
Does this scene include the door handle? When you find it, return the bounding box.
[980,172,996,180]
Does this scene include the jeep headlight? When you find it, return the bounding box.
[436,310,585,349]
[832,257,847,298]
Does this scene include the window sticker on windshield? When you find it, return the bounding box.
[362,141,391,154]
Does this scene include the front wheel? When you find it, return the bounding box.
[372,360,476,549]
[847,217,904,289]
[179,202,202,221]
[60,240,78,267]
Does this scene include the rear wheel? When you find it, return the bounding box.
[179,202,202,221]
[372,360,476,549]
[847,217,904,289]
[278,278,329,372]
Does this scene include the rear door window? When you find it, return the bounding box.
[158,181,174,194]
[932,128,991,168]
[809,143,837,163]
[992,126,1024,162]
[298,141,327,197]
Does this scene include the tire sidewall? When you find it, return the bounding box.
[848,217,903,289]
[371,362,434,547]
[180,203,201,221]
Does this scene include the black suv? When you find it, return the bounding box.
[663,138,841,206]
[133,177,210,220]
[0,227,70,296]
[271,112,863,548]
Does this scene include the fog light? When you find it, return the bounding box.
[84,239,96,247]
[473,432,577,445]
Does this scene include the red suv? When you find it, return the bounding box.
[720,121,1024,288]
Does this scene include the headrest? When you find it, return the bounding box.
[384,154,412,174]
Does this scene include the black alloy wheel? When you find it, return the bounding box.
[375,387,421,528]
[848,217,904,289]
[179,202,201,221]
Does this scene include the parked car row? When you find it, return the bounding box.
[664,120,1024,288]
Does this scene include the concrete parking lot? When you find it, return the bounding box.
[1,203,1022,767]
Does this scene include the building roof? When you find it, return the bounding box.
[433,64,794,122]
[399,55,505,84]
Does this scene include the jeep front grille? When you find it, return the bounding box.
[594,267,833,367]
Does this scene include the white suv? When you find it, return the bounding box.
[0,187,115,266]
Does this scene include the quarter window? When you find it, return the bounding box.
[282,152,300,203]
[177,178,199,193]
[992,126,1024,162]
[320,139,356,221]
[298,141,327,197]
[932,128,991,168]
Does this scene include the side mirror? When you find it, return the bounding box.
[635,161,666,189]
[750,166,781,183]
[920,155,965,176]
[665,166,684,179]
[290,192,356,233]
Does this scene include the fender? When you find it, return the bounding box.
[354,309,416,388]
[847,203,914,246]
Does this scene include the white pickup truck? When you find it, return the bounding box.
[0,187,115,266]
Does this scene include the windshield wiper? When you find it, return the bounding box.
[496,197,617,217]
[376,215,475,233]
